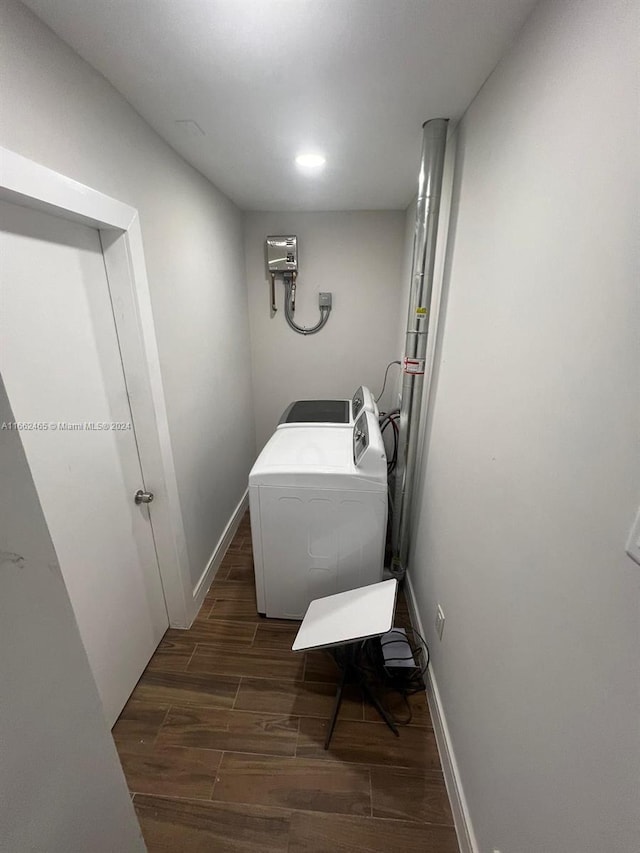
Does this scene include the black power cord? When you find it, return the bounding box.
[379,410,400,474]
[357,625,430,727]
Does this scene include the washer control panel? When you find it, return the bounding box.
[352,386,365,420]
[353,410,369,465]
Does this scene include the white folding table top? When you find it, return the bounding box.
[291,579,398,652]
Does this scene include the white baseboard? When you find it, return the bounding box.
[404,573,479,853]
[190,489,249,621]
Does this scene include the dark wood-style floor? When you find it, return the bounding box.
[112,513,459,852]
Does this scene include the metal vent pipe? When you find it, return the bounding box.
[392,118,448,576]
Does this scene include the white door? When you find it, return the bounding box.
[0,200,169,726]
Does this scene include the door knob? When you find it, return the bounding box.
[134,489,154,505]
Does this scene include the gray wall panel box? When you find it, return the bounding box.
[319,292,332,308]
[266,236,298,272]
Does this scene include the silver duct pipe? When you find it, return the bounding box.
[392,118,448,576]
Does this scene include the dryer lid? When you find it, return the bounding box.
[250,422,386,490]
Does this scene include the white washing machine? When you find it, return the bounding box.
[250,409,387,619]
[277,385,378,429]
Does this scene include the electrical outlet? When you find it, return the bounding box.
[318,291,332,308]
[435,604,445,640]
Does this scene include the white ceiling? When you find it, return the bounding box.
[23,0,538,211]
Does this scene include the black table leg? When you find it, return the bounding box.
[324,659,349,749]
[359,678,400,736]
[323,642,400,749]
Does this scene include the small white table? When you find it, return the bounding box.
[292,579,399,748]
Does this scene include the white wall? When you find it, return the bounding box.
[408,1,640,851]
[0,0,255,591]
[0,376,144,853]
[244,211,406,450]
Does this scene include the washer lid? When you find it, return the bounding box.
[279,399,350,425]
[277,386,378,430]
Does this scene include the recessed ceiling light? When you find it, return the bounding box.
[295,152,326,170]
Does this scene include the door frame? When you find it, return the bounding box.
[0,146,193,627]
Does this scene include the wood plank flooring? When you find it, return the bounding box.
[113,512,458,852]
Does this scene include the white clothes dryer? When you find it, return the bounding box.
[249,410,387,619]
